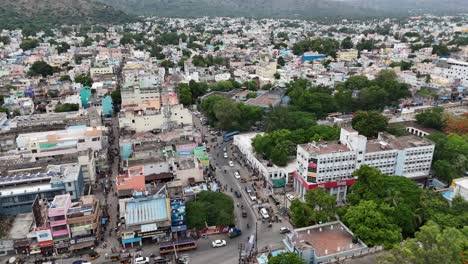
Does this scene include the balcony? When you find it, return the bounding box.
[52,229,69,237]
[49,219,68,227]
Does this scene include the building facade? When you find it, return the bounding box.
[294,128,435,201]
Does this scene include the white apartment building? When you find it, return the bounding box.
[14,126,107,183]
[441,58,468,86]
[119,104,192,133]
[294,128,435,201]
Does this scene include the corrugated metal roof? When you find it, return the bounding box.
[125,198,168,226]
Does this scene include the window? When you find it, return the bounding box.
[92,137,100,142]
[78,139,85,143]
[69,191,73,196]
[68,182,72,187]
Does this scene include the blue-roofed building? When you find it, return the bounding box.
[120,197,171,247]
[301,53,326,63]
[101,96,113,117]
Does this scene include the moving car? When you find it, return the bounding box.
[279,227,291,234]
[228,227,242,238]
[286,193,295,201]
[134,257,150,264]
[234,191,241,198]
[72,261,91,264]
[234,171,240,179]
[228,160,234,166]
[242,209,247,218]
[212,240,227,248]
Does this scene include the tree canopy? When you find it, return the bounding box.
[269,252,305,264]
[186,191,234,231]
[74,74,93,87]
[351,111,389,138]
[55,103,79,112]
[290,188,337,227]
[379,221,468,264]
[20,39,39,51]
[28,61,60,77]
[415,107,446,130]
[292,38,340,57]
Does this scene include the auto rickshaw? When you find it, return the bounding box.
[110,254,121,262]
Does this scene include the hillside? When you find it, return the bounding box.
[0,0,134,31]
[99,0,468,18]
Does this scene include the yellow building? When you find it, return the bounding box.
[337,50,358,61]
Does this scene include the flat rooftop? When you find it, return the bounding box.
[300,142,351,155]
[367,133,434,153]
[124,197,168,226]
[292,221,366,257]
[8,213,34,239]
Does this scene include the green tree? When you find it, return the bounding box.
[269,252,305,264]
[432,44,450,57]
[277,56,286,67]
[274,72,280,79]
[290,199,314,227]
[186,200,207,231]
[28,61,60,77]
[352,111,388,138]
[186,191,234,230]
[343,200,402,248]
[243,81,258,91]
[178,83,192,106]
[55,103,79,112]
[304,188,337,223]
[120,33,134,45]
[213,99,241,131]
[57,42,70,54]
[0,36,10,45]
[59,75,71,82]
[111,88,122,106]
[20,39,39,51]
[379,221,468,264]
[341,37,353,49]
[265,108,316,132]
[415,107,446,130]
[74,74,93,87]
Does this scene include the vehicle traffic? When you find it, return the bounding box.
[212,239,227,248]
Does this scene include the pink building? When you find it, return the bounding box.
[48,194,72,242]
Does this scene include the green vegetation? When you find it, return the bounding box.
[55,103,79,112]
[20,39,39,51]
[415,107,446,130]
[426,133,468,184]
[356,39,375,53]
[56,42,71,54]
[0,36,10,45]
[74,74,93,87]
[352,111,389,138]
[335,70,410,112]
[252,125,339,166]
[286,79,336,118]
[432,44,450,57]
[379,221,468,264]
[186,191,234,231]
[290,189,337,227]
[111,88,122,107]
[59,75,71,82]
[201,95,263,132]
[340,165,468,249]
[28,61,60,77]
[264,107,316,132]
[269,252,305,264]
[192,55,229,67]
[292,38,339,57]
[341,36,353,49]
[389,61,413,71]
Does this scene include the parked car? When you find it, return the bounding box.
[73,261,91,264]
[229,160,234,166]
[234,171,240,179]
[260,208,270,219]
[223,152,228,158]
[249,193,257,201]
[280,227,291,234]
[286,193,295,201]
[212,239,227,248]
[234,191,241,198]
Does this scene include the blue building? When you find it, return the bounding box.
[301,53,326,63]
[0,163,83,215]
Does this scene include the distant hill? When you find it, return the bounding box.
[0,0,134,31]
[99,0,468,18]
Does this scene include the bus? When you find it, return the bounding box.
[159,238,197,255]
[223,131,240,142]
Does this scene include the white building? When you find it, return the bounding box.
[452,177,468,201]
[442,58,468,86]
[14,126,107,183]
[233,133,295,192]
[294,128,435,201]
[119,104,192,133]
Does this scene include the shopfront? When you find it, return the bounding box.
[13,240,30,255]
[38,241,54,256]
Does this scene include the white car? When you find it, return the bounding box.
[280,227,291,234]
[234,171,240,179]
[224,152,228,158]
[286,193,295,201]
[249,193,257,201]
[212,239,227,248]
[134,257,150,264]
[260,208,270,219]
[229,160,234,167]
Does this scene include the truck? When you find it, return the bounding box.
[228,227,242,238]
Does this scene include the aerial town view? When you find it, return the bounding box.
[0,0,467,263]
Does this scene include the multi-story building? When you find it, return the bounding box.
[48,194,72,253]
[14,125,107,183]
[0,163,83,215]
[294,128,435,201]
[440,58,468,86]
[67,195,100,251]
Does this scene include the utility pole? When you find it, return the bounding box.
[255,221,258,255]
[238,243,244,264]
